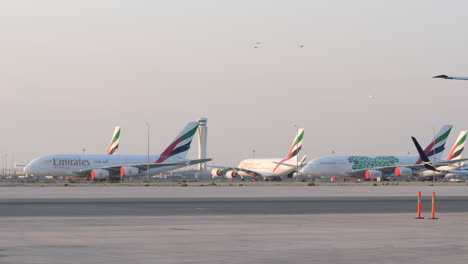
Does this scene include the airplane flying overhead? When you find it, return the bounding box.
[301,125,459,180]
[107,126,121,155]
[433,75,468,80]
[210,128,305,181]
[24,121,211,180]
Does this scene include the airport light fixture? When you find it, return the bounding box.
[294,125,299,180]
[252,149,256,169]
[146,122,150,182]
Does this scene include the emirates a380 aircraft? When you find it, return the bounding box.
[210,128,305,181]
[24,121,210,180]
[300,125,461,180]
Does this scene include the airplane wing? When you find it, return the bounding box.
[272,162,296,168]
[72,162,187,176]
[73,158,212,177]
[433,75,468,80]
[272,158,307,169]
[345,158,468,178]
[437,169,468,175]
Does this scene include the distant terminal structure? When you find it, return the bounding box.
[198,117,208,171]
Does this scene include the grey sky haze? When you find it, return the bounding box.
[1,0,468,166]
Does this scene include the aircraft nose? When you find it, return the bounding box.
[23,164,36,175]
[302,162,318,174]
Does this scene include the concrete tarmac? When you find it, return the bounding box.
[1,214,468,264]
[1,196,468,217]
[1,186,467,264]
[0,185,467,198]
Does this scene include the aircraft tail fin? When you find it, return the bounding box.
[155,121,199,163]
[446,131,467,161]
[107,126,121,155]
[417,125,452,163]
[299,155,307,166]
[273,128,304,172]
[285,128,305,161]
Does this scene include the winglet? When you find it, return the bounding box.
[412,136,430,162]
[412,136,438,172]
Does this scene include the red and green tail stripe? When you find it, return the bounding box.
[447,131,467,160]
[155,124,199,163]
[416,126,452,164]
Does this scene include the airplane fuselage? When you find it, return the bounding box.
[301,155,420,177]
[238,158,299,177]
[24,154,185,177]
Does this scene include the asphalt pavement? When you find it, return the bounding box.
[1,196,467,217]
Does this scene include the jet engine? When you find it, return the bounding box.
[225,170,238,179]
[418,171,445,177]
[394,167,412,177]
[120,166,139,177]
[211,169,224,179]
[287,171,301,178]
[91,169,110,180]
[365,170,382,180]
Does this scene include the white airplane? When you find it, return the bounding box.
[433,75,468,80]
[211,128,305,181]
[107,126,121,155]
[417,131,467,178]
[300,125,462,180]
[24,121,211,180]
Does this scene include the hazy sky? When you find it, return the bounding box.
[1,0,468,166]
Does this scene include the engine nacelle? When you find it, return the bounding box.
[211,169,224,179]
[418,170,445,177]
[225,170,239,179]
[365,170,382,180]
[91,169,110,180]
[287,171,301,178]
[444,173,457,179]
[120,166,139,177]
[395,167,412,177]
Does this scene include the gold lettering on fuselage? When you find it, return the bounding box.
[53,159,91,167]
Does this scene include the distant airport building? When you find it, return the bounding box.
[198,117,208,171]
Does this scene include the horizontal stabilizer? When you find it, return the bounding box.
[187,159,212,166]
[272,162,296,168]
